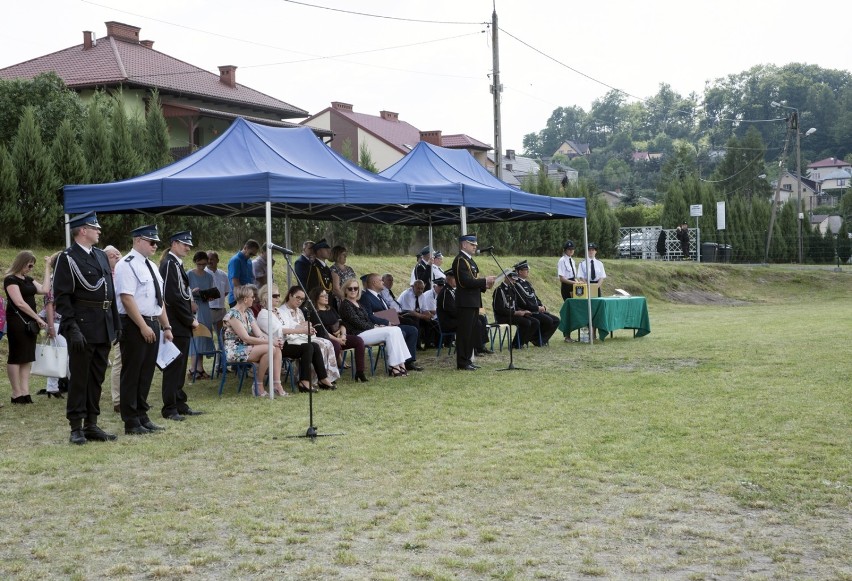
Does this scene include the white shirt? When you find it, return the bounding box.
[205,267,229,309]
[114,248,164,317]
[577,257,606,283]
[398,287,418,311]
[379,287,401,312]
[557,254,577,281]
[420,289,438,319]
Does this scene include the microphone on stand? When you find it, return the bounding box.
[268,243,295,255]
[476,246,495,255]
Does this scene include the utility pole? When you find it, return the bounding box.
[490,4,503,180]
[794,110,804,263]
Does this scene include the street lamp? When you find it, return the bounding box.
[771,101,816,263]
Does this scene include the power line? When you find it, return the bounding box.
[279,0,484,25]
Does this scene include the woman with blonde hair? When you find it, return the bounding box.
[4,250,51,404]
[222,284,284,397]
[339,278,410,378]
[257,284,340,390]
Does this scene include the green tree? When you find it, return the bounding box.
[82,98,113,184]
[340,138,355,163]
[11,107,59,244]
[659,142,697,192]
[0,145,24,243]
[145,90,172,171]
[836,221,851,264]
[602,157,630,190]
[111,94,141,180]
[661,183,688,228]
[51,118,88,187]
[0,72,86,147]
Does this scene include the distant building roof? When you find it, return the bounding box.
[0,21,307,119]
[807,157,851,170]
[441,133,491,150]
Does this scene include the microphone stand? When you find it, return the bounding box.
[278,251,343,440]
[484,250,528,372]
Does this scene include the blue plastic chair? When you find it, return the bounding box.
[435,319,456,357]
[217,328,259,396]
[189,322,220,384]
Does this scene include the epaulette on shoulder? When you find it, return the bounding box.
[124,255,135,262]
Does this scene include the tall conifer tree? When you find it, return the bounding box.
[0,145,24,243]
[11,107,59,243]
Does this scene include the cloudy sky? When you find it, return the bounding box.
[4,0,849,152]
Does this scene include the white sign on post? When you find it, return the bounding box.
[717,201,726,230]
[690,204,703,217]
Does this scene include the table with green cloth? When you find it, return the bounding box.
[558,296,651,341]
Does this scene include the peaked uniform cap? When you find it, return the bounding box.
[169,230,193,246]
[131,224,160,241]
[513,260,530,271]
[67,211,101,229]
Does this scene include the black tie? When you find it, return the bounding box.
[590,260,596,282]
[569,258,575,278]
[379,294,389,309]
[145,259,163,307]
[415,294,420,312]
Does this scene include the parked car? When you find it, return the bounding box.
[617,232,657,259]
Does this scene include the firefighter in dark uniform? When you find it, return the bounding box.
[52,211,122,445]
[306,238,333,293]
[513,260,559,346]
[450,234,496,371]
[114,225,173,435]
[159,231,203,421]
[437,268,491,355]
[412,246,432,287]
[493,271,541,348]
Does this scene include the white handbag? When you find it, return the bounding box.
[31,337,69,378]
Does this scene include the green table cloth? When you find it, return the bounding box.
[558,297,650,341]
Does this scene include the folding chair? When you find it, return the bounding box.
[435,319,456,357]
[365,342,387,376]
[340,348,356,379]
[189,322,220,384]
[217,328,260,396]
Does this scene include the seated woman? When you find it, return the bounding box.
[330,245,357,303]
[187,250,216,379]
[338,279,410,378]
[257,285,336,393]
[308,286,368,383]
[223,285,285,397]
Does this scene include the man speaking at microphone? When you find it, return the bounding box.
[451,234,496,371]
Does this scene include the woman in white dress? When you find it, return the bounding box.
[338,279,410,377]
[257,285,338,392]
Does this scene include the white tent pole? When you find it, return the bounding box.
[460,206,468,235]
[265,201,274,400]
[284,216,291,288]
[583,217,593,345]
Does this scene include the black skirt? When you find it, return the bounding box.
[6,312,37,364]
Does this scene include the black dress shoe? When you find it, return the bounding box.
[47,392,64,399]
[125,425,151,435]
[143,419,168,429]
[69,429,88,445]
[37,389,48,395]
[180,408,204,416]
[478,348,495,355]
[405,362,424,372]
[457,364,478,371]
[354,373,369,383]
[84,425,117,442]
[163,414,185,422]
[470,364,482,369]
[113,404,121,413]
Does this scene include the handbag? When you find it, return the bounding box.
[32,336,69,378]
[16,311,39,336]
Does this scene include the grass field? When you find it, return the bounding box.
[0,252,850,580]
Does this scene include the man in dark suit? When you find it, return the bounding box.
[513,260,559,346]
[294,240,314,289]
[437,269,491,355]
[361,273,423,372]
[159,231,203,421]
[52,211,122,445]
[451,234,496,370]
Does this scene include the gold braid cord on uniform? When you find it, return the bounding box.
[313,264,332,291]
[457,257,476,288]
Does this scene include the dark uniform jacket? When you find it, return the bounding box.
[160,253,195,338]
[492,281,518,321]
[451,252,486,308]
[306,260,333,293]
[53,244,120,343]
[436,285,457,331]
[514,279,543,313]
[294,255,312,288]
[413,260,432,287]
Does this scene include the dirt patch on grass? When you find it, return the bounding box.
[666,290,752,306]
